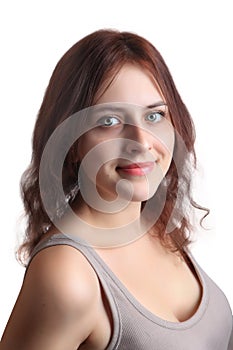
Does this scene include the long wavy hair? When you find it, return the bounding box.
[18,29,208,265]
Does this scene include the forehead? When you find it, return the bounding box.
[95,63,164,107]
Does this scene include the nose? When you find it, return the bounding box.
[124,125,152,154]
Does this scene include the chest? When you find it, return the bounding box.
[96,243,202,323]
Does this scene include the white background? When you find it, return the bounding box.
[0,0,232,336]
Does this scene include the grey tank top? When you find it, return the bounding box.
[30,233,233,350]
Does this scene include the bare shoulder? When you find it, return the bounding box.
[0,244,103,349]
[27,244,101,304]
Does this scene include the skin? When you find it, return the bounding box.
[75,63,174,228]
[0,64,202,350]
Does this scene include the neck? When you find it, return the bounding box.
[60,194,151,248]
[74,193,142,229]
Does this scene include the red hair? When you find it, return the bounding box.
[18,29,208,265]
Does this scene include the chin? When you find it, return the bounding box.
[120,181,161,203]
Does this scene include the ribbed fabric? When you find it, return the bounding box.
[29,233,233,349]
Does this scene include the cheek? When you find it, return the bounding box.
[152,124,175,161]
[78,137,122,181]
[77,133,102,160]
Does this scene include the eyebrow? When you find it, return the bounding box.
[146,101,167,109]
[93,101,167,114]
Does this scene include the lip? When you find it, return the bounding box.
[117,162,155,176]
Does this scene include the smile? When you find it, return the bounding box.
[116,162,155,176]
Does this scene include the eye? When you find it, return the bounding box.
[146,111,164,123]
[97,116,120,127]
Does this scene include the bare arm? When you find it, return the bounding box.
[0,245,102,350]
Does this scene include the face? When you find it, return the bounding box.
[77,64,174,207]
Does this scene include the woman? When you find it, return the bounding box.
[1,29,232,349]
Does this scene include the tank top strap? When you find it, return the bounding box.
[28,232,122,350]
